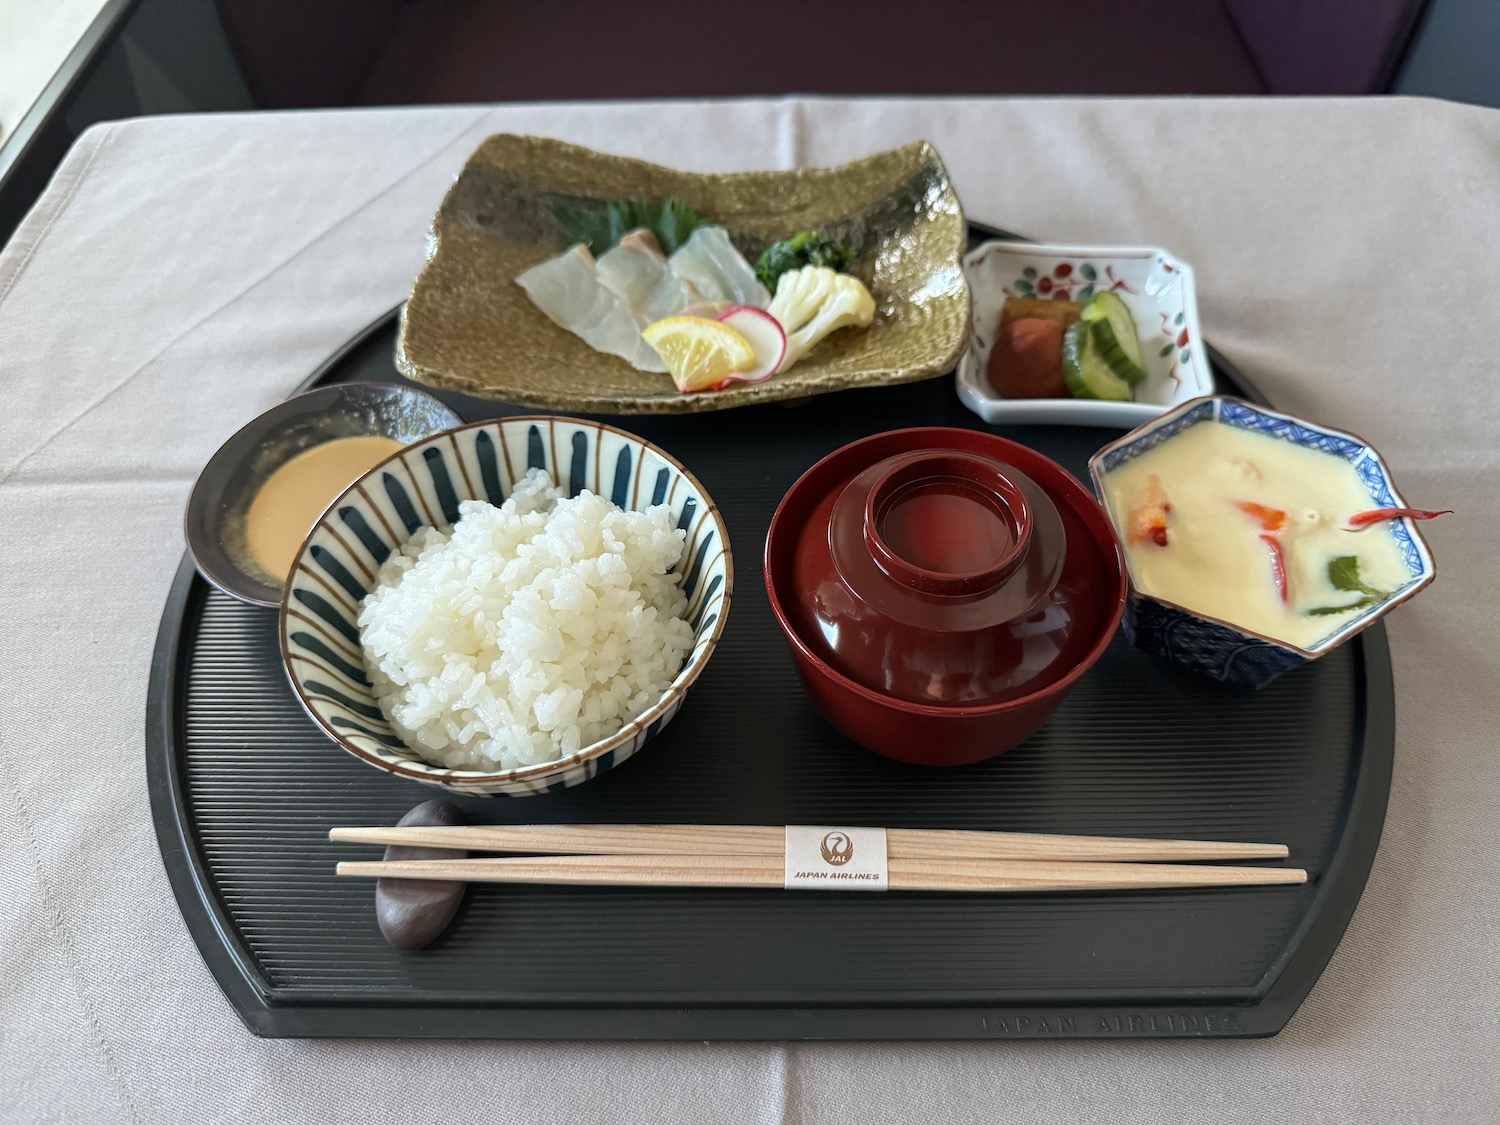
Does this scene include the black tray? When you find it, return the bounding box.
[147,224,1393,1040]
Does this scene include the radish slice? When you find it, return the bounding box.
[714,305,786,386]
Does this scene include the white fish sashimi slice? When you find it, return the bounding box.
[596,229,695,323]
[596,228,665,312]
[619,228,664,258]
[677,299,733,319]
[666,226,771,310]
[516,225,765,373]
[516,244,666,373]
[519,248,664,371]
[516,244,597,324]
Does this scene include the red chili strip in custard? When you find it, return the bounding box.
[1347,507,1452,528]
[1259,533,1289,603]
[1235,501,1287,532]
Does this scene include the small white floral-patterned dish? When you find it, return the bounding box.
[956,240,1214,428]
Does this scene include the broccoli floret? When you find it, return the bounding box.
[754,231,854,291]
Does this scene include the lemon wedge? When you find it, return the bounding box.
[642,316,756,393]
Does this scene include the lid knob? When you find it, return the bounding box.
[862,452,1031,597]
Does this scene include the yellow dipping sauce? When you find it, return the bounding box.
[1102,420,1410,649]
[246,435,404,580]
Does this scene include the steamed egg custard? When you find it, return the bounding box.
[1102,420,1412,649]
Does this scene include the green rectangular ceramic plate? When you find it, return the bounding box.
[396,134,969,414]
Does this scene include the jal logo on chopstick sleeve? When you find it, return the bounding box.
[785,826,888,890]
[820,831,854,866]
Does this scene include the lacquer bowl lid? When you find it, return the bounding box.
[769,428,1125,709]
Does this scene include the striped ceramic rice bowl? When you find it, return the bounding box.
[278,415,731,796]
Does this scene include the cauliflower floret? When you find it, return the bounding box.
[766,266,876,372]
[767,266,835,334]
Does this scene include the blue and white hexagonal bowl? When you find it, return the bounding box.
[1088,395,1436,689]
[278,416,731,796]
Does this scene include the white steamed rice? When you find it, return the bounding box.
[357,468,694,771]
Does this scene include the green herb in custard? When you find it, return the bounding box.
[1307,555,1386,616]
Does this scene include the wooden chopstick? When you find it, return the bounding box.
[336,854,1307,893]
[328,823,1290,863]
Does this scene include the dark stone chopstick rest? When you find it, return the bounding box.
[375,799,468,950]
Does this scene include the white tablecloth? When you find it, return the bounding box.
[0,97,1495,1124]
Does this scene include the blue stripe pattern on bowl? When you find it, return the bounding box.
[279,417,731,796]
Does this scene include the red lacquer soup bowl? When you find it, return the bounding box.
[764,427,1126,766]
